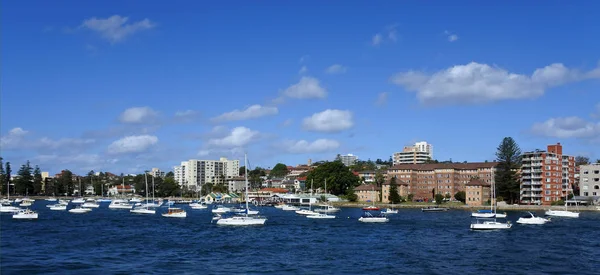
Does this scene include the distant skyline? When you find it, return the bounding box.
[1,1,599,175]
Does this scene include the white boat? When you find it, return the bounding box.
[130,174,155,215]
[282,205,300,211]
[381,208,398,214]
[97,198,112,203]
[306,213,336,219]
[49,204,67,211]
[82,200,100,208]
[545,209,580,218]
[315,204,340,213]
[190,202,207,209]
[13,209,38,219]
[212,205,231,214]
[358,212,389,223]
[19,201,32,207]
[217,154,266,226]
[45,197,58,202]
[471,209,508,218]
[421,206,449,212]
[108,199,133,209]
[71,197,85,204]
[295,209,318,215]
[0,205,22,213]
[517,212,550,225]
[14,198,23,204]
[274,203,286,209]
[58,199,69,205]
[470,218,513,230]
[129,197,142,203]
[162,207,187,218]
[69,206,92,214]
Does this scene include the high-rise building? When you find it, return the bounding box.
[148,168,165,178]
[387,162,497,201]
[338,154,358,166]
[173,157,240,190]
[393,141,434,164]
[579,163,600,197]
[520,143,575,206]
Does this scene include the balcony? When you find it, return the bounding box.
[522,176,531,179]
[532,194,542,198]
[531,188,542,191]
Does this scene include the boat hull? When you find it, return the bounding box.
[69,208,92,213]
[50,205,67,211]
[545,210,579,218]
[162,212,187,218]
[470,221,512,230]
[130,208,156,214]
[216,216,266,225]
[295,210,318,215]
[306,214,335,219]
[13,213,38,219]
[358,217,389,223]
[516,217,549,225]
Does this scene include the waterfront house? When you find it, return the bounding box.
[355,184,380,202]
[465,179,490,206]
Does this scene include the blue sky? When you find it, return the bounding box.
[1,1,599,175]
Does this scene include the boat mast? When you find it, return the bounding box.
[244,154,250,217]
[144,172,149,210]
[152,176,155,202]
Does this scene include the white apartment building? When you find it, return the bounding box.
[173,157,240,190]
[148,168,165,178]
[393,141,434,165]
[338,154,358,166]
[579,163,600,197]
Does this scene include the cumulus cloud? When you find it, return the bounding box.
[302,109,353,133]
[119,107,159,124]
[107,135,158,154]
[80,15,155,43]
[281,77,327,99]
[591,103,600,119]
[33,153,119,172]
[173,110,200,123]
[280,139,340,154]
[207,127,260,148]
[1,127,95,151]
[444,30,459,42]
[325,64,347,74]
[375,92,389,106]
[211,105,278,122]
[372,24,398,46]
[530,117,600,139]
[391,62,600,105]
[299,66,308,74]
[0,128,29,149]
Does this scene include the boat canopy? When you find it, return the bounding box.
[477,209,493,213]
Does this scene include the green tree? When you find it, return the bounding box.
[5,162,12,195]
[58,170,74,195]
[157,177,179,197]
[454,191,466,203]
[202,182,213,196]
[434,193,444,205]
[388,178,401,204]
[407,193,414,202]
[0,157,4,194]
[239,166,246,176]
[305,161,361,196]
[575,156,590,166]
[33,165,43,194]
[374,171,385,188]
[494,137,522,204]
[270,163,289,178]
[248,167,265,190]
[444,193,451,199]
[165,171,174,178]
[15,161,33,195]
[345,186,358,202]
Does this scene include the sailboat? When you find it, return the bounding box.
[131,173,156,214]
[109,178,133,209]
[296,179,318,215]
[0,180,20,213]
[216,154,266,225]
[314,179,340,213]
[545,185,580,218]
[362,185,379,211]
[189,184,207,209]
[470,170,512,230]
[71,178,85,204]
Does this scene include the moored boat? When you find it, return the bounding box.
[421,206,449,212]
[517,212,550,225]
[162,207,186,218]
[13,208,38,219]
[358,211,389,223]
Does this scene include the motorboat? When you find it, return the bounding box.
[130,207,156,215]
[108,199,133,209]
[71,197,85,204]
[19,200,32,207]
[45,197,58,202]
[381,208,398,214]
[49,204,67,211]
[274,203,286,209]
[69,206,92,214]
[295,208,318,215]
[162,207,187,218]
[470,218,512,230]
[306,213,336,219]
[211,205,231,214]
[82,200,100,208]
[0,205,21,213]
[97,198,112,203]
[517,212,550,225]
[58,199,69,205]
[129,197,142,203]
[315,205,340,213]
[421,206,449,212]
[545,209,580,218]
[358,211,389,223]
[189,202,207,209]
[282,205,300,211]
[13,209,38,219]
[362,205,380,211]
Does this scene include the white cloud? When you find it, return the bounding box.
[119,107,159,124]
[211,104,278,122]
[107,135,158,154]
[208,127,260,148]
[372,34,383,46]
[444,30,459,42]
[1,127,95,151]
[591,103,600,119]
[281,139,340,154]
[299,55,310,63]
[531,117,600,139]
[281,119,293,127]
[173,110,200,123]
[325,64,347,74]
[281,76,327,99]
[302,109,354,133]
[375,92,389,106]
[80,15,155,44]
[299,66,308,74]
[388,30,398,42]
[33,153,119,172]
[391,62,600,105]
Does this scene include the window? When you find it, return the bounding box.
[595,170,600,174]
[545,191,550,195]
[594,192,598,196]
[595,185,600,190]
[546,184,551,188]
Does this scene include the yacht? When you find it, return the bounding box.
[162,207,187,218]
[189,202,207,209]
[82,199,100,208]
[358,211,389,223]
[131,207,156,214]
[381,208,398,214]
[0,205,21,213]
[45,197,58,202]
[545,209,580,218]
[69,206,92,214]
[108,199,133,209]
[49,204,67,211]
[421,206,449,212]
[71,197,85,204]
[13,209,38,219]
[306,213,336,219]
[212,205,231,214]
[517,212,550,225]
[282,205,300,211]
[315,204,340,213]
[295,208,318,215]
[470,218,512,230]
[471,209,507,218]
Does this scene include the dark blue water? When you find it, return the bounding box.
[2,202,600,274]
